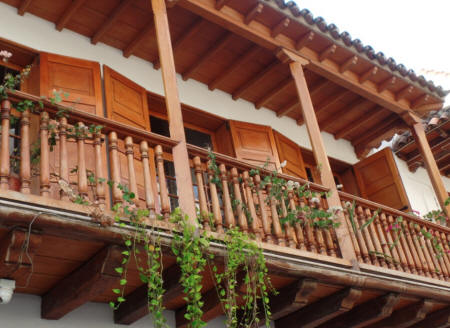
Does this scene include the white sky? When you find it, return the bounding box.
[295,0,450,100]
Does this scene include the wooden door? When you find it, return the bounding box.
[103,65,150,130]
[40,52,103,115]
[229,121,280,171]
[274,131,307,179]
[354,148,410,211]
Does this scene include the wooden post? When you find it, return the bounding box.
[0,100,10,190]
[151,0,197,224]
[277,49,358,264]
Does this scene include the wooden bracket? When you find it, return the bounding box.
[276,48,309,65]
[400,111,421,126]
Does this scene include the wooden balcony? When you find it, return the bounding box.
[0,91,449,326]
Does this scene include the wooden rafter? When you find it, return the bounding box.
[359,66,378,83]
[123,20,155,58]
[41,245,124,320]
[378,76,397,93]
[319,98,369,130]
[275,287,362,328]
[406,138,450,169]
[18,0,33,16]
[277,97,299,118]
[255,77,292,109]
[56,0,87,31]
[232,60,281,100]
[91,0,134,45]
[412,94,431,109]
[396,85,414,101]
[182,32,234,81]
[339,55,358,73]
[319,44,337,62]
[409,307,450,328]
[271,18,290,38]
[334,106,384,139]
[215,0,231,10]
[154,19,205,69]
[414,102,444,113]
[296,31,314,50]
[352,114,400,147]
[244,3,264,25]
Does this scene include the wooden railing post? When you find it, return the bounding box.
[0,100,11,190]
[40,111,50,197]
[59,117,69,200]
[20,109,31,193]
[151,0,197,225]
[277,48,358,264]
[94,131,106,205]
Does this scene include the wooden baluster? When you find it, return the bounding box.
[310,198,326,255]
[125,137,139,205]
[341,201,362,262]
[414,223,438,279]
[389,215,415,274]
[439,232,450,277]
[19,109,31,194]
[76,122,88,200]
[433,229,449,280]
[321,203,337,257]
[409,222,432,277]
[140,141,156,219]
[193,157,210,230]
[379,213,402,271]
[287,188,306,251]
[281,193,296,248]
[155,145,170,220]
[219,164,235,229]
[373,211,393,269]
[40,112,50,197]
[94,130,106,205]
[402,220,424,276]
[243,171,261,240]
[231,168,248,232]
[266,182,284,246]
[357,206,379,266]
[365,208,387,268]
[0,100,10,190]
[207,161,223,233]
[423,227,446,280]
[108,132,122,205]
[304,199,317,253]
[254,174,272,243]
[58,117,69,200]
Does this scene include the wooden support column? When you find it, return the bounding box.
[151,0,197,223]
[277,48,358,264]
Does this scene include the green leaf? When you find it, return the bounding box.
[112,289,121,294]
[115,267,123,274]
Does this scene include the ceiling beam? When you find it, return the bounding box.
[114,264,182,325]
[277,98,299,118]
[244,3,264,25]
[352,114,400,147]
[378,76,397,93]
[271,18,290,38]
[296,31,315,51]
[18,0,33,16]
[334,106,385,139]
[359,66,378,83]
[339,55,358,73]
[123,20,155,58]
[406,138,450,168]
[183,32,234,81]
[275,287,362,328]
[91,0,134,45]
[255,77,292,109]
[409,306,450,328]
[319,44,337,62]
[412,94,431,109]
[215,0,231,10]
[320,98,369,131]
[232,60,281,100]
[309,90,352,123]
[56,0,87,31]
[396,85,414,101]
[41,245,124,320]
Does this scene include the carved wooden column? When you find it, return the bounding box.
[150,0,197,224]
[277,48,358,264]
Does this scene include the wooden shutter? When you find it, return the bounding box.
[354,148,410,211]
[229,120,280,171]
[103,65,150,130]
[274,131,307,179]
[40,52,103,115]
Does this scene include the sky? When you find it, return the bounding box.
[294,0,450,99]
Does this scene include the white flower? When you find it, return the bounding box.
[344,201,352,208]
[0,50,12,62]
[293,181,300,189]
[336,184,343,190]
[327,206,343,214]
[311,197,320,204]
[280,160,287,168]
[286,180,294,190]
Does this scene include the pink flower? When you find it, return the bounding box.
[412,210,421,216]
[0,50,12,62]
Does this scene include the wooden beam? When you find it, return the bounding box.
[296,31,315,50]
[359,66,378,83]
[123,21,155,58]
[320,98,368,131]
[208,44,260,91]
[409,306,450,328]
[232,60,281,100]
[412,94,430,109]
[114,265,182,325]
[215,0,231,10]
[352,114,399,147]
[378,76,397,93]
[319,293,400,328]
[56,0,87,31]
[406,138,450,168]
[366,299,434,328]
[396,85,414,101]
[154,19,205,69]
[18,0,33,15]
[255,78,292,109]
[287,59,358,262]
[339,56,358,73]
[334,106,384,139]
[411,121,450,217]
[151,0,197,221]
[244,3,264,25]
[414,102,444,113]
[275,287,362,328]
[182,32,234,81]
[91,0,134,45]
[271,18,290,38]
[319,44,337,62]
[41,245,123,319]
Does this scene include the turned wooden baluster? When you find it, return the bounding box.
[219,164,235,229]
[231,168,248,233]
[193,157,210,230]
[310,197,327,255]
[58,117,69,200]
[390,215,416,274]
[365,208,387,268]
[266,182,284,246]
[301,198,315,253]
[281,193,296,248]
[439,232,450,277]
[357,206,379,266]
[402,220,424,276]
[93,130,106,205]
[19,109,31,194]
[288,188,306,250]
[108,132,122,205]
[243,171,262,240]
[155,145,170,220]
[254,174,272,243]
[0,100,11,190]
[321,203,337,257]
[413,223,438,279]
[40,112,50,197]
[379,213,401,271]
[423,226,446,280]
[76,122,88,200]
[341,201,362,262]
[125,137,139,205]
[408,222,432,277]
[372,210,393,269]
[207,161,223,233]
[140,141,156,219]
